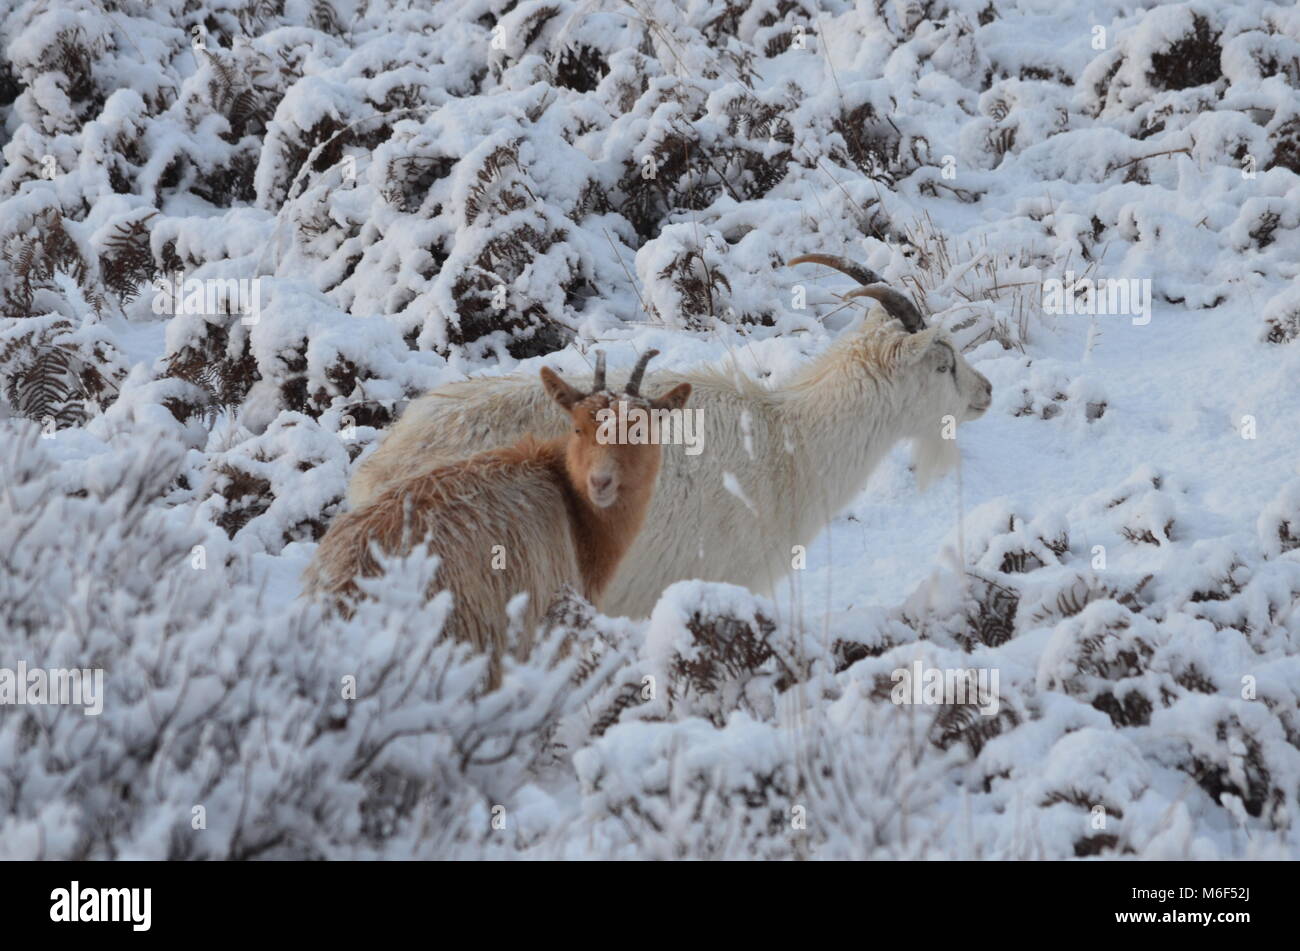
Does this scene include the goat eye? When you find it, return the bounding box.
[936,364,949,374]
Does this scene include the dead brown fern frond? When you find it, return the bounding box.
[100,212,158,303]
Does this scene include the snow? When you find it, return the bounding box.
[1,0,1299,859]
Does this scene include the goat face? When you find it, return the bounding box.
[571,394,654,507]
[882,329,991,489]
[541,364,692,510]
[900,329,993,423]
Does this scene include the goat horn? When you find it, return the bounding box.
[788,253,928,333]
[786,253,886,287]
[625,349,659,397]
[844,285,927,334]
[591,350,607,393]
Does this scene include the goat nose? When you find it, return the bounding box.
[590,474,613,493]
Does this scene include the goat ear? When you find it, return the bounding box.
[540,367,581,410]
[650,382,691,411]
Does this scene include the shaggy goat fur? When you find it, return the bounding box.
[347,260,992,618]
[304,353,690,684]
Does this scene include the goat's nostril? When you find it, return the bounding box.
[590,474,613,494]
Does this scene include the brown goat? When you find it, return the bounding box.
[302,350,691,685]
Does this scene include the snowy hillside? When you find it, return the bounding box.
[1,0,1299,859]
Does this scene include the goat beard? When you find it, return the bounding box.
[911,431,960,490]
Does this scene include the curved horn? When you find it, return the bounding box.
[844,285,927,334]
[787,253,886,287]
[625,348,659,397]
[591,350,607,393]
[788,253,927,333]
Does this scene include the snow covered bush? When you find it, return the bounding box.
[2,0,1299,858]
[1259,479,1300,557]
[0,423,608,858]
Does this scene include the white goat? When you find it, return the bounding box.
[347,255,993,618]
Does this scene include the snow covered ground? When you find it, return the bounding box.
[1,0,1299,858]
